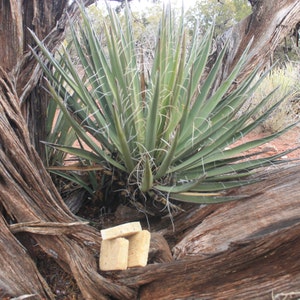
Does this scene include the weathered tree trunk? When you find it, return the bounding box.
[0,0,69,161]
[1,0,94,160]
[0,67,136,299]
[0,214,54,299]
[0,0,300,299]
[210,0,300,91]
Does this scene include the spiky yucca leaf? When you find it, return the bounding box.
[33,2,297,208]
[45,45,78,167]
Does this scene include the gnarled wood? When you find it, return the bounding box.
[0,68,135,299]
[173,164,300,258]
[138,223,300,299]
[210,0,300,91]
[0,215,54,299]
[1,0,95,159]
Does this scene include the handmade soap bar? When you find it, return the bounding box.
[127,230,151,268]
[99,238,129,271]
[101,222,142,240]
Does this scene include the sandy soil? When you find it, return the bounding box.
[234,126,300,160]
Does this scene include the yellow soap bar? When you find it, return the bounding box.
[101,222,142,240]
[127,230,151,268]
[99,238,129,271]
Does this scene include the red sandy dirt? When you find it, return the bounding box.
[236,126,300,160]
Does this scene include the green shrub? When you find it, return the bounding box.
[32,2,297,211]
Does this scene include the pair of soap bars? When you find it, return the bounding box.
[100,221,150,271]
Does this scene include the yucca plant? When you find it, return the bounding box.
[32,2,296,212]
